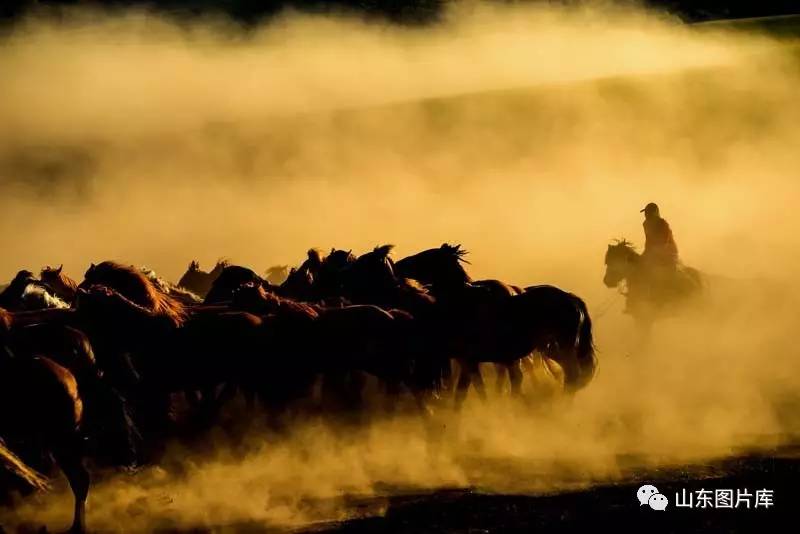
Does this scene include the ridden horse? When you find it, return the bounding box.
[603,239,704,326]
[41,265,79,304]
[177,259,228,298]
[395,244,597,407]
[0,347,89,533]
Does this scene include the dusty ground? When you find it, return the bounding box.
[307,444,799,534]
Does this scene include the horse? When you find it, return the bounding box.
[264,265,290,286]
[140,266,202,305]
[0,270,69,311]
[603,239,704,324]
[204,264,270,304]
[4,319,139,467]
[177,259,229,298]
[79,261,187,328]
[75,285,265,435]
[0,347,89,533]
[41,265,79,303]
[395,244,597,407]
[232,283,441,418]
[277,248,346,302]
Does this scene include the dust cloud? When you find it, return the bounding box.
[1,1,800,531]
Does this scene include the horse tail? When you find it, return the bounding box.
[0,438,51,491]
[572,293,597,390]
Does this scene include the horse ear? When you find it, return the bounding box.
[56,264,63,274]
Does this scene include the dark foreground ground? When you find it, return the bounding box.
[301,445,800,534]
[4,443,797,533]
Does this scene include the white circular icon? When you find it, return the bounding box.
[637,484,668,511]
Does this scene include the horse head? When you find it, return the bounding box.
[264,265,290,286]
[341,245,399,300]
[394,244,472,292]
[603,239,639,288]
[232,283,277,314]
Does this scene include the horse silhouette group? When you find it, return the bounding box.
[0,243,597,532]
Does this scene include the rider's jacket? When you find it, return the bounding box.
[643,217,678,267]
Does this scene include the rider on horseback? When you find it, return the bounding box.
[640,202,679,299]
[641,202,678,268]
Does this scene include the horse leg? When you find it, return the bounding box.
[454,360,475,410]
[508,360,524,397]
[384,379,402,416]
[493,363,508,394]
[471,364,488,402]
[554,346,581,394]
[53,439,89,533]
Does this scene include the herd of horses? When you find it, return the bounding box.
[0,243,598,532]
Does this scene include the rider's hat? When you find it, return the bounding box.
[640,202,659,214]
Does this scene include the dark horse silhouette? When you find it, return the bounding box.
[231,283,442,416]
[603,239,703,324]
[0,270,69,311]
[40,265,79,304]
[74,284,265,435]
[0,314,89,532]
[79,261,187,327]
[177,259,229,298]
[395,244,597,407]
[204,264,269,304]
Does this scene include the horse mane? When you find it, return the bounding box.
[399,277,428,293]
[612,238,638,252]
[22,284,69,309]
[306,249,324,268]
[40,265,78,296]
[84,261,186,326]
[210,259,229,276]
[373,244,395,258]
[440,243,471,264]
[141,266,202,304]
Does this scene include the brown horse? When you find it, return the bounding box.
[603,239,704,326]
[41,265,79,304]
[233,283,440,416]
[395,244,597,407]
[264,265,290,286]
[177,259,228,298]
[75,285,265,432]
[0,349,89,533]
[80,261,186,328]
[204,265,268,304]
[0,270,69,311]
[140,266,202,305]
